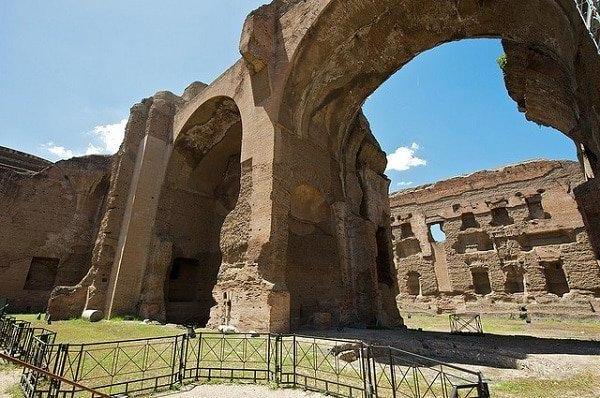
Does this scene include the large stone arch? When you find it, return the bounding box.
[266,0,600,328]
[45,0,600,332]
[137,96,244,326]
[278,0,600,155]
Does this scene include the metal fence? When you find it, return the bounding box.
[0,316,489,398]
[576,0,600,51]
[449,314,484,335]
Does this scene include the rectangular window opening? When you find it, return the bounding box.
[24,257,59,291]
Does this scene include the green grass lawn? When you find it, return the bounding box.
[12,314,181,344]
[493,373,600,398]
[403,313,600,340]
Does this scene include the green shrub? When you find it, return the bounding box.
[497,53,508,71]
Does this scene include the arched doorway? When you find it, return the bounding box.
[151,97,243,326]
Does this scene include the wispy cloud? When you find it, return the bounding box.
[42,119,126,161]
[386,143,427,172]
[90,119,126,154]
[397,181,414,187]
[44,144,75,159]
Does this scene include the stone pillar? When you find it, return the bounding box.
[574,179,600,259]
[205,107,291,333]
[105,97,176,318]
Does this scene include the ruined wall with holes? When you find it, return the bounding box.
[0,153,111,312]
[390,160,600,318]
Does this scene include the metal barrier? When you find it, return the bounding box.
[576,0,600,52]
[449,314,484,335]
[0,316,489,398]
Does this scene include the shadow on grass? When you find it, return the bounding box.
[311,328,600,369]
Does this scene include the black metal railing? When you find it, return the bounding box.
[0,316,489,398]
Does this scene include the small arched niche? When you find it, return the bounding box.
[286,183,341,328]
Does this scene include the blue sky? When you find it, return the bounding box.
[0,1,576,189]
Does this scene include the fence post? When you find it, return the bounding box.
[370,346,379,398]
[195,332,202,381]
[274,335,281,385]
[440,365,447,398]
[49,344,68,398]
[170,336,179,387]
[361,343,374,398]
[266,334,271,382]
[292,335,297,388]
[179,334,187,384]
[413,366,420,398]
[388,347,396,398]
[477,372,490,398]
[72,344,84,396]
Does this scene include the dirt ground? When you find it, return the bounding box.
[161,384,325,398]
[0,365,19,398]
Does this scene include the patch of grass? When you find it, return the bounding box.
[497,53,507,70]
[12,314,181,344]
[403,313,600,340]
[493,372,599,398]
[7,384,22,398]
[0,362,17,373]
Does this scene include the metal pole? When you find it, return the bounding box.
[179,334,187,383]
[292,335,297,388]
[196,332,202,381]
[170,336,179,387]
[389,347,396,398]
[363,344,374,398]
[266,333,271,382]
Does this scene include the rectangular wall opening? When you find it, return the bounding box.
[406,271,421,296]
[526,194,549,220]
[24,257,59,291]
[471,268,492,295]
[399,222,414,238]
[490,207,513,226]
[504,267,525,293]
[542,261,570,297]
[168,258,201,302]
[428,222,446,243]
[460,212,479,230]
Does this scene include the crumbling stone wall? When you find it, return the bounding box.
[0,154,111,312]
[0,146,52,175]
[4,0,600,333]
[390,160,600,317]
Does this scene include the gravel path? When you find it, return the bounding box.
[0,368,20,398]
[164,384,326,398]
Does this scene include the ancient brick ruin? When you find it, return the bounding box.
[0,147,111,313]
[2,0,600,332]
[391,160,600,317]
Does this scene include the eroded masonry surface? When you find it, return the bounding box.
[2,0,600,332]
[391,160,600,317]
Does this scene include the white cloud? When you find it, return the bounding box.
[397,181,414,187]
[43,143,75,159]
[386,143,427,172]
[91,119,127,154]
[42,119,127,161]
